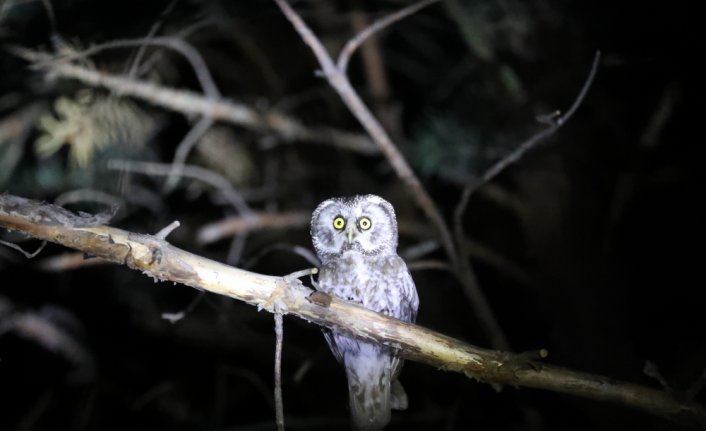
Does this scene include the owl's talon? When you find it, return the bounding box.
[284,267,317,282]
[307,291,332,308]
[390,379,408,410]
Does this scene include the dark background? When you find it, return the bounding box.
[0,0,703,430]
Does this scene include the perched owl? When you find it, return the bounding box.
[311,195,419,430]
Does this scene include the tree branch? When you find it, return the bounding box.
[336,0,441,74]
[272,0,454,264]
[1,192,704,428]
[107,159,254,216]
[456,51,601,207]
[38,37,222,99]
[196,211,311,245]
[11,48,379,155]
[274,312,285,431]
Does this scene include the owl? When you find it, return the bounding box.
[311,195,419,430]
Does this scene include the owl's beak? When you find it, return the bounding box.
[346,226,355,244]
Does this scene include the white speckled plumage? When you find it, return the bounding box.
[311,195,419,430]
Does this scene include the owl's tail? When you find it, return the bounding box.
[344,349,394,431]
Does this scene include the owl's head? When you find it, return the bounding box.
[311,194,398,263]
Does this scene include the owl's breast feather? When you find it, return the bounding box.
[318,251,401,315]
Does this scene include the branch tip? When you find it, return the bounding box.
[155,220,181,239]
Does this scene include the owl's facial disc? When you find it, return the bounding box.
[311,195,398,262]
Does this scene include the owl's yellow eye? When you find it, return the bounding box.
[358,216,372,230]
[333,216,346,230]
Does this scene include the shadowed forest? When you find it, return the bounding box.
[0,0,703,430]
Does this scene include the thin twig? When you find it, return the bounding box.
[163,115,214,192]
[449,52,600,348]
[197,211,311,245]
[452,51,601,280]
[0,309,95,382]
[274,312,285,431]
[686,370,706,402]
[337,0,441,73]
[107,159,254,216]
[640,82,679,147]
[226,232,248,266]
[40,0,57,36]
[406,259,453,272]
[35,252,112,272]
[126,0,179,80]
[643,360,672,394]
[0,239,47,258]
[154,220,180,240]
[161,291,204,324]
[136,19,211,78]
[348,9,402,138]
[463,239,534,288]
[399,239,440,261]
[54,189,124,210]
[242,243,320,270]
[456,51,601,209]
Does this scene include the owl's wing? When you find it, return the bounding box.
[384,257,417,410]
[387,255,420,324]
[322,329,344,363]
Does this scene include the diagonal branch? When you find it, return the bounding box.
[163,115,215,192]
[273,0,453,264]
[337,0,441,73]
[1,192,705,429]
[452,52,600,349]
[126,0,179,80]
[455,51,601,219]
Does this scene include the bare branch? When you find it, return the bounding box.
[226,232,248,266]
[337,0,441,73]
[54,188,124,209]
[107,159,254,216]
[0,307,95,382]
[38,36,221,99]
[40,0,57,36]
[126,0,178,80]
[0,239,47,258]
[456,51,601,210]
[242,243,320,270]
[451,53,601,347]
[406,259,453,272]
[35,252,113,272]
[163,115,214,192]
[161,291,204,324]
[274,312,285,431]
[197,211,311,245]
[154,220,181,240]
[12,48,379,155]
[2,192,705,428]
